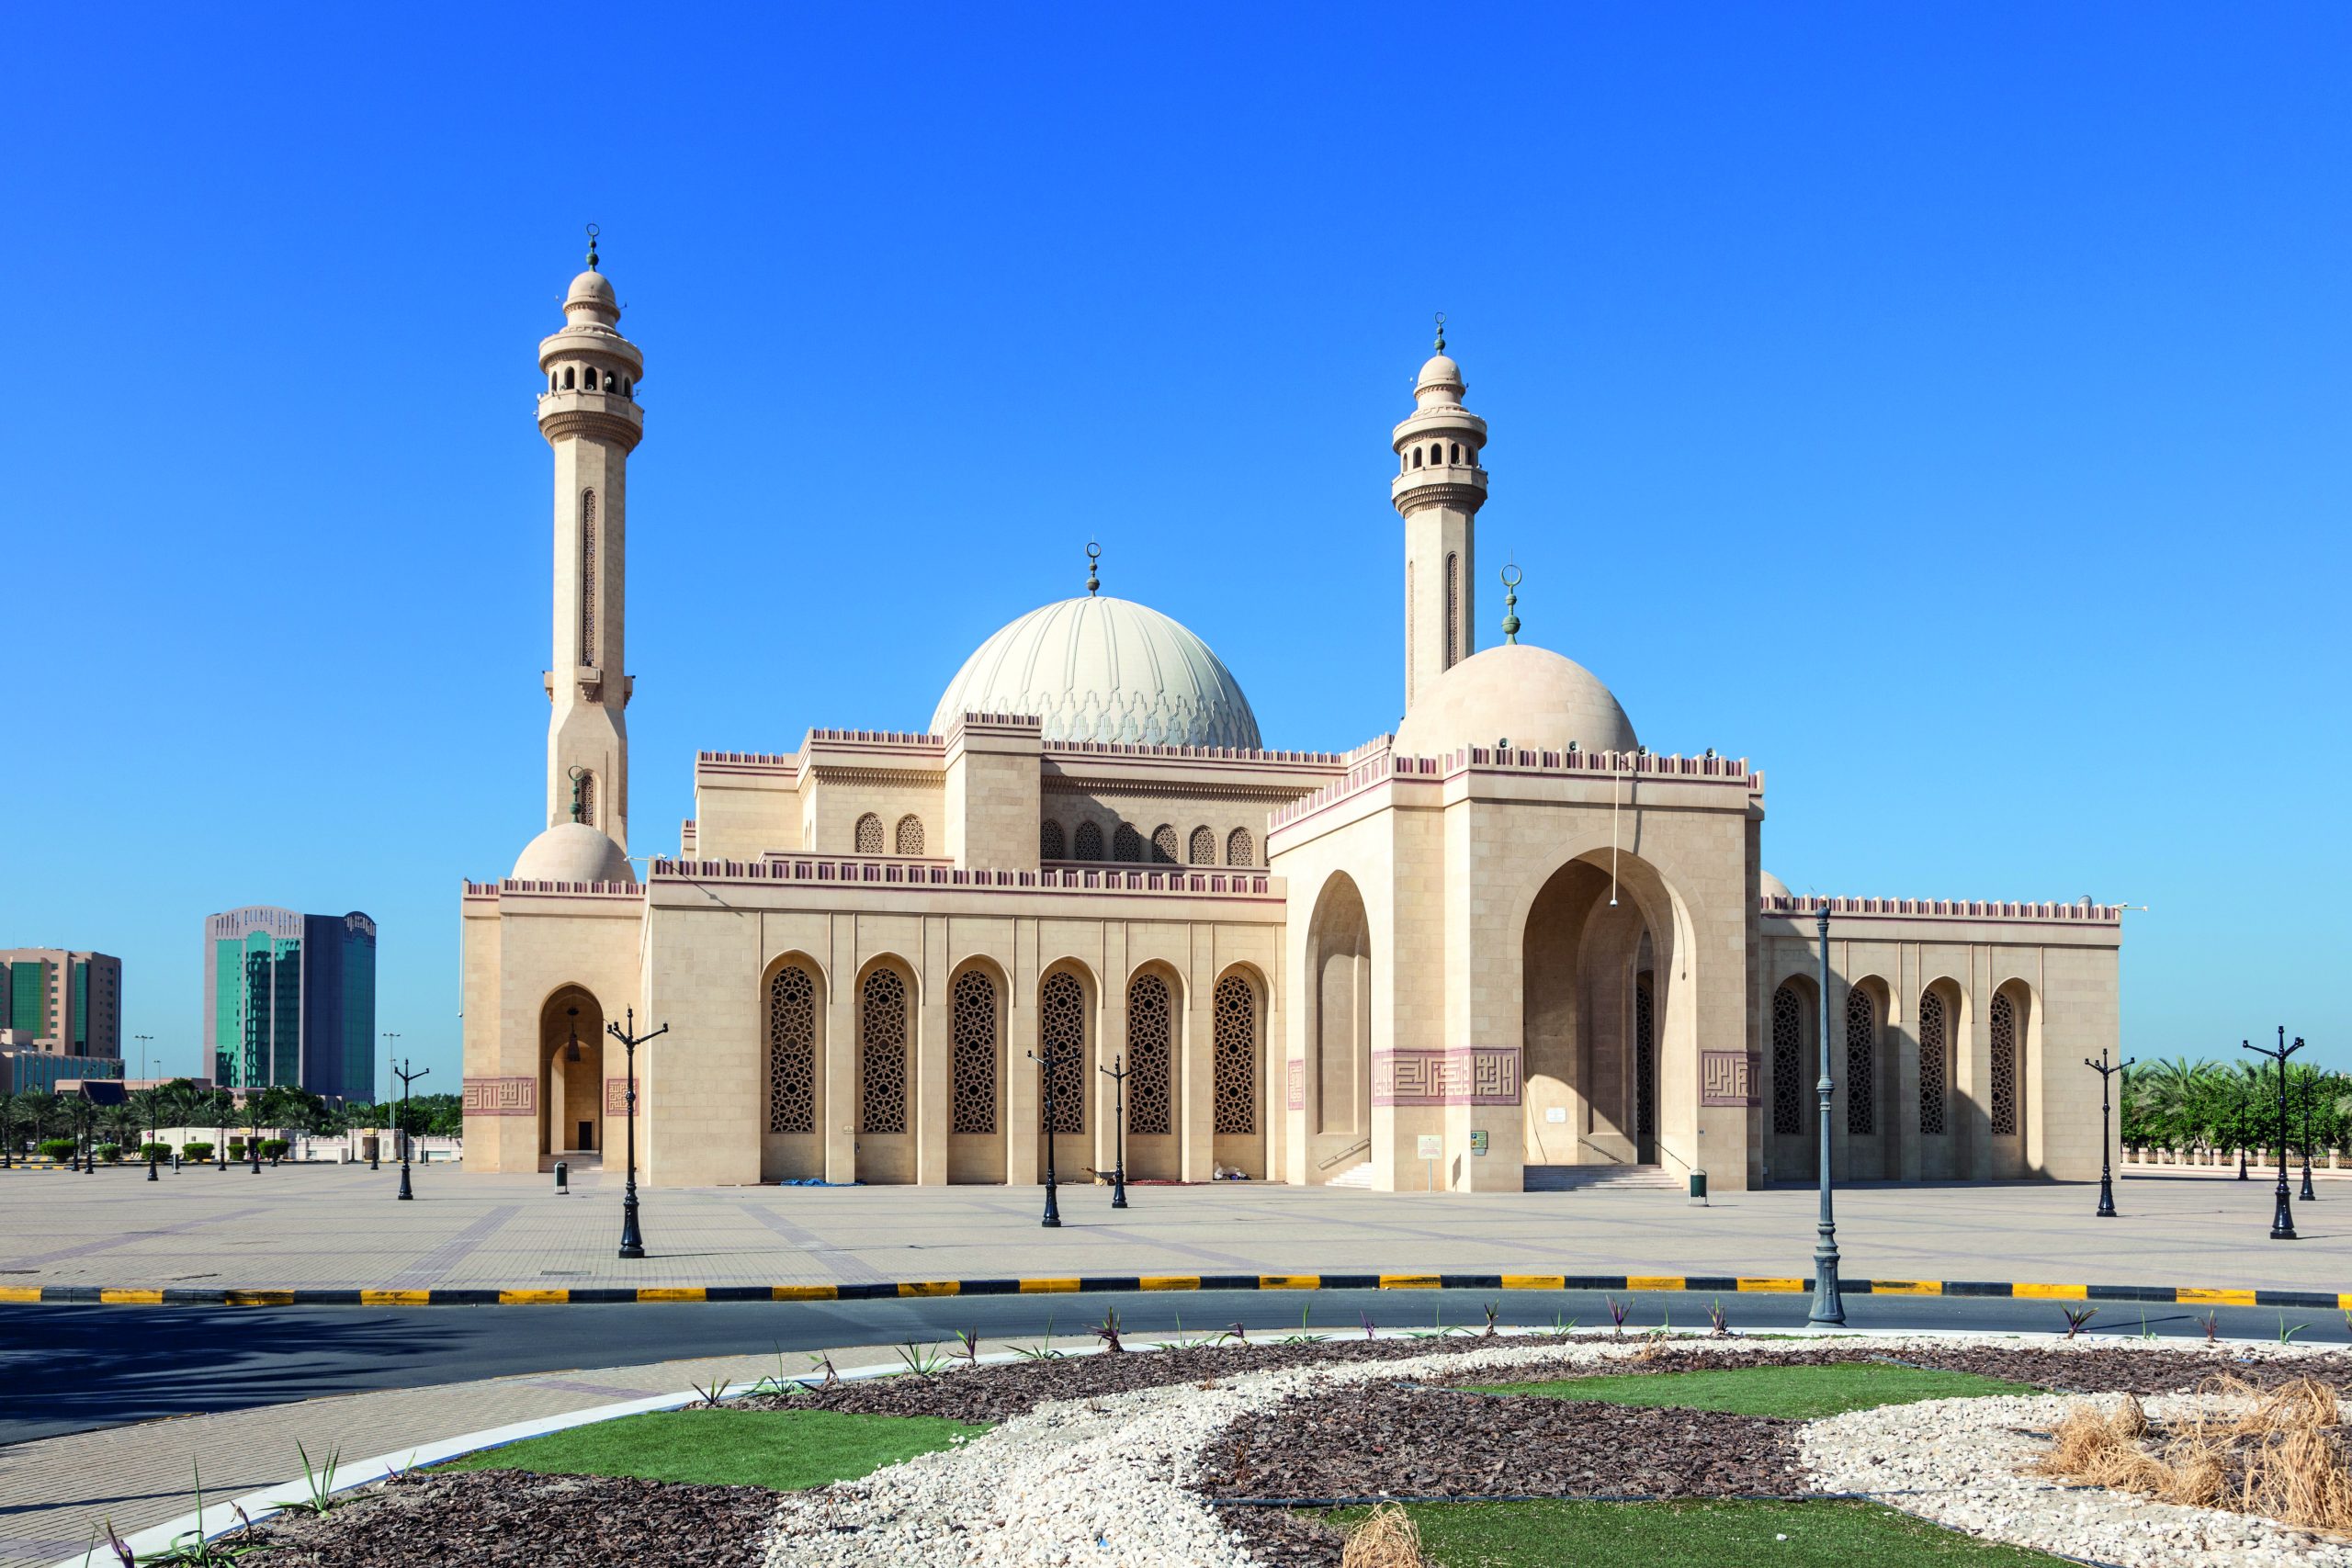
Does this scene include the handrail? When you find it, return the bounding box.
[1317,1137,1372,1171]
[1576,1137,1629,1168]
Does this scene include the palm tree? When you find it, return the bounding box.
[16,1089,62,1146]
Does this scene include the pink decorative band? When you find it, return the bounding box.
[461,1077,536,1116]
[604,1077,637,1116]
[1373,1048,1521,1106]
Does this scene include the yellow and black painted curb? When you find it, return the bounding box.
[0,1275,2344,1309]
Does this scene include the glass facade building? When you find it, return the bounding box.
[0,949,122,1058]
[202,908,377,1100]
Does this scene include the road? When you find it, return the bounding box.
[6,1286,2345,1447]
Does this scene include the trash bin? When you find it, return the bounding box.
[554,1159,570,1195]
[1688,1169,1708,1205]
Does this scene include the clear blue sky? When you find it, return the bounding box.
[6,4,2346,1086]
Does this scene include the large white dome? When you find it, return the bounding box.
[932,595,1261,749]
[1393,643,1637,758]
[512,822,636,884]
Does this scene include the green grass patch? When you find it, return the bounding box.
[1455,1360,2038,1418]
[1332,1498,2075,1566]
[435,1408,986,1491]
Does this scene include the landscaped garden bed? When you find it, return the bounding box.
[187,1330,2352,1568]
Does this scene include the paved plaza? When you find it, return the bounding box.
[4,1163,2346,1294]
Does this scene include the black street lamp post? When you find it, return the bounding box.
[2241,1028,2304,1241]
[606,1009,667,1258]
[79,1100,94,1174]
[375,1033,398,1170]
[217,1100,229,1174]
[2299,1077,2318,1203]
[2236,1107,2249,1179]
[1807,906,1844,1326]
[1099,1054,1129,1211]
[1027,1041,1070,1228]
[2085,1049,2132,1218]
[145,1087,161,1182]
[391,1060,431,1201]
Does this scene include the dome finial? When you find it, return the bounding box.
[585,222,601,272]
[1086,538,1102,596]
[1432,310,1447,353]
[1499,562,1521,645]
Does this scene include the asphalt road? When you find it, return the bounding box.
[6,1288,2345,1448]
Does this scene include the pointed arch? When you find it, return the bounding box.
[1771,981,1806,1136]
[1073,820,1103,861]
[1991,989,2020,1136]
[1039,820,1065,861]
[1917,987,1949,1137]
[1126,970,1174,1137]
[894,814,925,856]
[1150,825,1180,863]
[1226,827,1254,866]
[949,965,1000,1135]
[857,962,910,1136]
[765,958,819,1135]
[1113,823,1143,862]
[854,814,884,855]
[1845,984,1878,1136]
[1188,825,1216,865]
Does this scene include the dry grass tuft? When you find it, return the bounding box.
[1341,1503,1427,1568]
[2037,1375,2352,1536]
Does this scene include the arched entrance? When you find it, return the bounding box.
[1519,852,1693,1181]
[1304,874,1372,1181]
[1123,966,1182,1180]
[538,986,605,1168]
[1767,974,1819,1180]
[1035,964,1092,1180]
[1211,967,1267,1179]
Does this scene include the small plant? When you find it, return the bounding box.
[381,1450,421,1483]
[1224,1321,1249,1346]
[1092,1307,1125,1352]
[1708,1297,1730,1337]
[952,1327,981,1370]
[2199,1311,2222,1344]
[146,1463,264,1565]
[1605,1294,1630,1336]
[268,1440,345,1516]
[807,1350,840,1389]
[182,1142,214,1162]
[39,1138,75,1162]
[1362,1310,1377,1341]
[96,1144,123,1163]
[1282,1302,1320,1345]
[1482,1301,1500,1338]
[895,1340,948,1376]
[92,1518,133,1568]
[2062,1305,2098,1338]
[1548,1312,1579,1337]
[2278,1315,2307,1346]
[687,1371,730,1406]
[2138,1310,2157,1341]
[1012,1314,1067,1361]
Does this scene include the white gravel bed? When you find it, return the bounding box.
[760,1331,2349,1568]
[1803,1388,2352,1568]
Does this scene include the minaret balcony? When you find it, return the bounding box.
[537,391,645,449]
[1391,463,1488,512]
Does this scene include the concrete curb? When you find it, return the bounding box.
[5,1273,2346,1308]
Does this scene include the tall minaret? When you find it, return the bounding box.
[1391,316,1488,712]
[537,228,644,849]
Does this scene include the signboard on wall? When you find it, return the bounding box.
[1469,1130,1489,1156]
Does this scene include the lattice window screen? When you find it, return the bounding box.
[1634,976,1656,1138]
[1991,993,2018,1135]
[1150,825,1180,863]
[580,490,597,664]
[1041,970,1086,1133]
[1444,551,1459,667]
[1113,824,1142,862]
[1227,828,1254,866]
[1127,974,1171,1136]
[1918,989,1948,1135]
[1188,827,1216,865]
[1073,821,1102,861]
[859,968,908,1134]
[854,814,884,855]
[1039,821,1065,861]
[578,771,596,829]
[766,964,815,1134]
[950,968,998,1134]
[1771,984,1804,1136]
[894,815,924,855]
[1213,976,1257,1134]
[1846,987,1877,1135]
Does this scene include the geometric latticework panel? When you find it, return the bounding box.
[1634,976,1656,1138]
[859,967,908,1134]
[950,968,998,1134]
[1227,827,1254,866]
[1041,970,1086,1134]
[1126,974,1171,1136]
[1039,820,1065,861]
[1990,992,2018,1136]
[580,489,597,665]
[1846,987,1876,1136]
[1151,825,1180,864]
[766,964,816,1134]
[1073,821,1103,861]
[1213,975,1256,1134]
[854,813,884,855]
[1113,824,1143,863]
[1771,983,1804,1136]
[895,815,925,855]
[1917,989,1948,1136]
[1189,826,1216,865]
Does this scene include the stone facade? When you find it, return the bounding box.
[461,260,2123,1190]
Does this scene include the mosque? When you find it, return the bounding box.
[459,242,2123,1192]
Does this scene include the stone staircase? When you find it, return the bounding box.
[1522,1163,1680,1192]
[1323,1160,1376,1190]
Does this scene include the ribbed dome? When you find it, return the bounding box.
[512,823,636,885]
[932,595,1261,749]
[1393,643,1636,758]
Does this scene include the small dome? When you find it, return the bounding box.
[512,822,635,885]
[1415,353,1464,404]
[565,269,615,306]
[1759,870,1792,900]
[1394,643,1637,759]
[932,595,1261,749]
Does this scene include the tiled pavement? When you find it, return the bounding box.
[1,1163,2347,1293]
[0,1341,910,1568]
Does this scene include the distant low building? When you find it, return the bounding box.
[202,908,377,1100]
